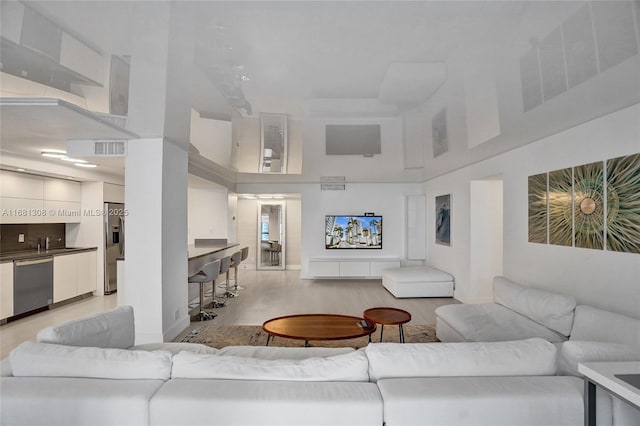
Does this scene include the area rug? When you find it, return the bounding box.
[179,324,438,349]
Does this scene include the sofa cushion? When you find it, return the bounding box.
[171,350,369,381]
[10,341,171,380]
[0,377,164,426]
[217,345,353,359]
[435,303,568,343]
[377,376,584,426]
[130,342,218,355]
[493,276,576,336]
[36,305,135,349]
[151,379,383,426]
[365,338,557,382]
[570,305,640,346]
[557,341,640,376]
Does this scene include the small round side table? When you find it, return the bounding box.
[363,307,412,343]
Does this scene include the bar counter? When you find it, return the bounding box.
[187,242,240,276]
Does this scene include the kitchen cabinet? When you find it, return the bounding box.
[53,251,97,303]
[76,251,97,295]
[1,170,43,199]
[0,171,81,224]
[0,262,14,320]
[53,254,77,303]
[44,178,81,202]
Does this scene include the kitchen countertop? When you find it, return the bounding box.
[188,243,239,260]
[0,247,98,263]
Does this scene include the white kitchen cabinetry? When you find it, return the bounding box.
[0,262,14,320]
[0,171,80,223]
[308,258,401,278]
[53,254,77,303]
[76,251,97,295]
[53,251,96,303]
[44,178,81,202]
[1,170,43,199]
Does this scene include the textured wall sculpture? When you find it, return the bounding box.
[528,153,639,254]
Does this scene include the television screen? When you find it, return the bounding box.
[325,215,383,249]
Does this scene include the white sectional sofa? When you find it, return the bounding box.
[435,276,640,426]
[0,304,633,426]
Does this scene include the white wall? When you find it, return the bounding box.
[299,182,422,277]
[424,104,640,317]
[187,186,228,243]
[190,109,232,168]
[303,117,421,182]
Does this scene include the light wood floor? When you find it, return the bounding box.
[1,270,458,358]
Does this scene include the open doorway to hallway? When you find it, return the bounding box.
[236,194,302,270]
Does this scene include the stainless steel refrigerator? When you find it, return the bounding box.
[104,202,125,294]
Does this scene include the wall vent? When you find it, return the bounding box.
[67,139,127,157]
[320,183,346,191]
[94,140,126,156]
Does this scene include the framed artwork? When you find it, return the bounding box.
[528,173,548,243]
[435,194,451,246]
[548,168,573,246]
[574,161,604,250]
[432,108,448,158]
[606,153,640,253]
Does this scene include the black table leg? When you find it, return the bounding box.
[266,334,271,346]
[379,324,384,342]
[399,324,405,343]
[585,378,596,426]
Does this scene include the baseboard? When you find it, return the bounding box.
[163,316,190,342]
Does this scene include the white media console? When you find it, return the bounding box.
[307,258,401,278]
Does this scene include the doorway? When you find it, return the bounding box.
[257,201,286,270]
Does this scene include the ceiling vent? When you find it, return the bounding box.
[67,140,127,157]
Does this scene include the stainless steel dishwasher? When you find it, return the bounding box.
[14,257,54,316]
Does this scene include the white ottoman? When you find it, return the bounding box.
[382,266,454,298]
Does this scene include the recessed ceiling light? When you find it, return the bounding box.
[16,168,26,172]
[60,157,87,163]
[74,163,97,168]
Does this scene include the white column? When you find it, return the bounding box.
[124,2,193,343]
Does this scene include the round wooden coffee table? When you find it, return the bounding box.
[363,307,412,343]
[262,314,377,346]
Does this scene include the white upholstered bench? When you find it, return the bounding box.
[382,266,454,298]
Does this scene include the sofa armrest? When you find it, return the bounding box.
[557,341,640,376]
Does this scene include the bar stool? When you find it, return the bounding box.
[219,248,248,292]
[219,255,237,299]
[187,259,220,321]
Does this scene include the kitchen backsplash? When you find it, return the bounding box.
[0,223,66,252]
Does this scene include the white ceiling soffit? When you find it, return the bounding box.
[378,62,447,106]
[304,98,397,118]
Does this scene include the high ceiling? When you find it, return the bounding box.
[4,1,640,183]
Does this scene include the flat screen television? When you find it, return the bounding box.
[325,215,382,249]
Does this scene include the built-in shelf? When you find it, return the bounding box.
[0,97,137,144]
